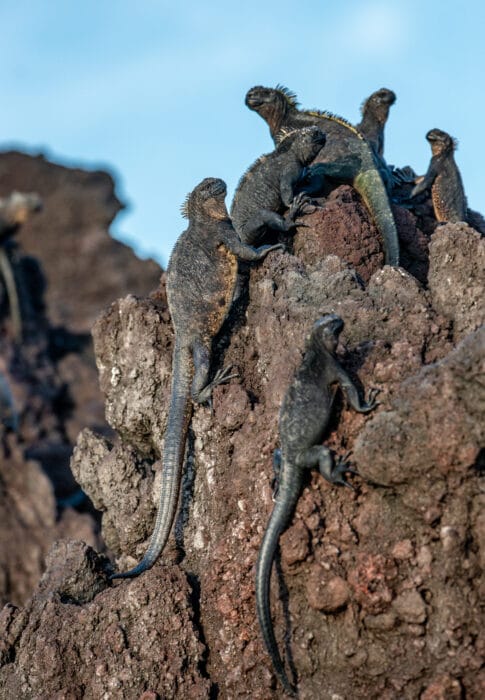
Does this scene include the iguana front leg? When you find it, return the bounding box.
[285,192,317,224]
[223,235,285,260]
[410,164,437,198]
[336,367,380,413]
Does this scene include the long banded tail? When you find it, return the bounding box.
[353,168,400,266]
[112,342,193,579]
[0,247,22,341]
[256,489,300,696]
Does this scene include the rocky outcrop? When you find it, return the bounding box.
[1,177,483,698]
[0,151,162,332]
[0,152,163,609]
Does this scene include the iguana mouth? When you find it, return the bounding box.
[245,92,263,108]
[209,179,227,197]
[426,129,446,143]
[380,91,396,105]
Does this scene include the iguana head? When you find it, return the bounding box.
[277,126,326,164]
[311,313,344,354]
[181,178,229,221]
[245,85,298,133]
[361,88,396,123]
[426,128,456,156]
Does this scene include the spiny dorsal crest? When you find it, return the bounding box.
[306,108,364,139]
[180,193,191,219]
[274,126,298,145]
[274,84,300,108]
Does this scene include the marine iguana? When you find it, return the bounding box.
[230,126,326,245]
[356,88,396,158]
[0,191,42,341]
[256,314,378,695]
[245,85,400,265]
[111,178,283,579]
[410,128,467,223]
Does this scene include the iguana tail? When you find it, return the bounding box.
[112,340,193,579]
[256,482,300,697]
[353,168,400,266]
[0,247,22,341]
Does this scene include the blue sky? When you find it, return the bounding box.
[0,1,482,266]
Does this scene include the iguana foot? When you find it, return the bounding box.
[287,192,316,221]
[391,165,418,186]
[257,243,286,256]
[360,387,380,413]
[330,453,358,489]
[197,366,238,406]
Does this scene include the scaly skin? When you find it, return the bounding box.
[230,126,326,245]
[356,88,396,193]
[0,191,42,341]
[256,314,378,695]
[111,178,283,579]
[411,129,467,223]
[245,85,400,265]
[357,87,396,158]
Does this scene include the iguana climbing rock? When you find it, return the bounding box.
[411,128,467,223]
[0,191,42,341]
[356,87,396,158]
[230,126,326,245]
[256,314,378,695]
[245,85,400,265]
[111,178,283,579]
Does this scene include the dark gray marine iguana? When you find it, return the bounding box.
[245,85,400,265]
[411,129,467,223]
[356,87,398,194]
[356,87,396,158]
[256,314,378,696]
[0,191,42,341]
[111,178,283,579]
[230,125,327,245]
[410,128,485,234]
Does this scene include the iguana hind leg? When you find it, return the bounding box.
[299,445,355,487]
[192,340,237,405]
[240,210,294,245]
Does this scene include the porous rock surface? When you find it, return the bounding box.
[1,187,484,698]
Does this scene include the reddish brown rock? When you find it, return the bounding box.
[392,590,427,624]
[305,567,350,612]
[294,185,384,281]
[420,674,463,700]
[280,519,310,566]
[2,158,484,698]
[0,542,210,699]
[428,223,485,342]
